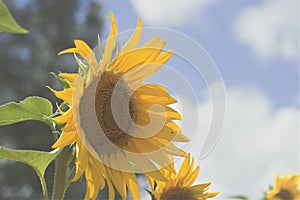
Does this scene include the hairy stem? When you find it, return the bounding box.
[38,173,49,200]
[51,146,73,200]
[49,120,73,200]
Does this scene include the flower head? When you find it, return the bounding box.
[148,154,218,200]
[266,173,300,200]
[51,12,189,199]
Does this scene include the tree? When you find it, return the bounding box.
[0,0,106,198]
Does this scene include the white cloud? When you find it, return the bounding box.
[190,87,300,198]
[140,86,299,199]
[234,0,299,60]
[129,0,218,26]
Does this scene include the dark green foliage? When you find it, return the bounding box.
[0,0,104,198]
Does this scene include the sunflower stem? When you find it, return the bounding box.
[49,116,73,199]
[52,146,73,200]
[38,173,49,200]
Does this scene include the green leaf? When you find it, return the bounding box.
[0,96,53,127]
[0,145,62,199]
[230,195,250,200]
[0,0,28,34]
[0,145,61,178]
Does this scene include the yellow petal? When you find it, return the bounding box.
[205,192,219,198]
[126,153,167,182]
[134,93,177,105]
[184,166,200,187]
[189,182,212,194]
[84,181,91,200]
[126,173,140,200]
[117,19,142,57]
[153,123,189,143]
[84,156,107,200]
[146,106,182,121]
[85,164,99,200]
[100,12,117,71]
[102,154,126,199]
[58,41,96,78]
[51,131,77,148]
[72,75,84,108]
[58,73,78,83]
[133,84,171,99]
[74,40,93,59]
[115,151,134,173]
[72,140,88,182]
[148,138,186,157]
[141,36,160,48]
[111,48,158,73]
[113,152,139,199]
[106,178,115,200]
[110,155,127,199]
[58,48,80,56]
[147,151,176,174]
[89,156,106,190]
[54,88,73,105]
[155,50,173,64]
[177,154,190,180]
[132,138,158,153]
[124,50,172,83]
[53,108,73,123]
[61,118,76,132]
[152,191,161,200]
[112,38,165,73]
[146,174,155,190]
[144,40,166,63]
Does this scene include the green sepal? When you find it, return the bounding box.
[59,102,69,112]
[129,161,142,173]
[153,180,158,190]
[50,72,73,89]
[74,53,88,79]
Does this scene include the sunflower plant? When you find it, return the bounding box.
[1,4,297,200]
[265,173,300,200]
[147,154,219,200]
[0,11,219,200]
[232,172,300,200]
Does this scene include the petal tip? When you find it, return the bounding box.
[137,19,142,28]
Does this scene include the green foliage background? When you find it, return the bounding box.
[0,0,108,198]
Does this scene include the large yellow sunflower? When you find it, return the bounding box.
[266,173,300,200]
[148,154,218,200]
[51,12,189,199]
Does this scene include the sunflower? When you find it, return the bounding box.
[51,12,189,199]
[266,173,300,200]
[148,154,218,200]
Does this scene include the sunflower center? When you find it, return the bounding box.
[94,71,136,149]
[160,187,197,200]
[274,189,294,200]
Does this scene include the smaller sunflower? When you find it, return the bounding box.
[266,173,300,200]
[148,154,218,200]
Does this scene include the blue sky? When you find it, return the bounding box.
[100,0,299,108]
[97,0,299,199]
